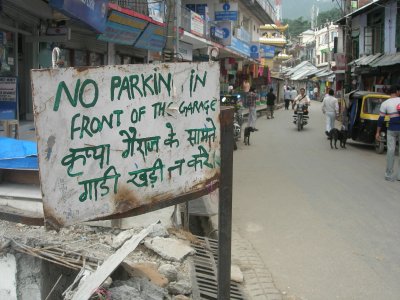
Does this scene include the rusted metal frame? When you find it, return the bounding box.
[93,181,219,221]
[0,174,219,227]
[218,107,234,300]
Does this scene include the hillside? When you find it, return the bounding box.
[282,0,336,20]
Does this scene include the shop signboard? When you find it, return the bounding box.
[98,11,147,45]
[217,21,232,46]
[210,26,224,39]
[235,27,251,44]
[31,62,220,227]
[49,0,108,33]
[178,41,193,61]
[250,43,260,59]
[260,45,275,59]
[334,53,346,71]
[134,23,166,52]
[228,36,250,57]
[190,11,204,37]
[148,2,165,23]
[0,77,18,120]
[215,2,238,21]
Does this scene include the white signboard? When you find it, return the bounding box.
[190,11,204,37]
[178,41,193,61]
[31,62,220,227]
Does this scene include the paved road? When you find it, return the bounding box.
[232,101,400,300]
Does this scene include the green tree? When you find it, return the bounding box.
[317,8,342,27]
[282,17,311,38]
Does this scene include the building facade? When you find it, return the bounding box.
[0,0,277,122]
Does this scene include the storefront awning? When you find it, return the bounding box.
[348,53,381,66]
[97,3,166,50]
[369,53,400,67]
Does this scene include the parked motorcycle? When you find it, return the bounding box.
[221,94,243,150]
[293,103,309,131]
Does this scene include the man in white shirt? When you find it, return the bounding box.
[293,87,311,107]
[321,88,339,136]
[375,85,400,181]
[290,87,298,109]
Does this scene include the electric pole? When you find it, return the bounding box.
[344,0,352,92]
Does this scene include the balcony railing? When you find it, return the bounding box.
[109,0,149,15]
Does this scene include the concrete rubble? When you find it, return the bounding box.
[0,219,198,299]
[144,237,196,262]
[230,264,244,283]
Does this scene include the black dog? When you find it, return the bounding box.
[244,127,255,145]
[329,127,348,149]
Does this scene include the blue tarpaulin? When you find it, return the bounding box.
[0,137,38,170]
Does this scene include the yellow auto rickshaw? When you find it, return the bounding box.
[345,90,390,153]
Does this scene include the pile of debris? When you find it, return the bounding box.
[0,220,201,300]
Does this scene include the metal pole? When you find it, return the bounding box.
[218,107,234,299]
[175,0,181,61]
[344,0,352,92]
[327,21,331,71]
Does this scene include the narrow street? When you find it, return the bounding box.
[232,101,400,300]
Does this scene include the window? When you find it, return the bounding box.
[73,50,87,66]
[365,9,384,54]
[364,27,373,54]
[89,52,103,66]
[363,97,386,114]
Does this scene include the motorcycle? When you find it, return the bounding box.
[293,103,309,131]
[221,94,243,150]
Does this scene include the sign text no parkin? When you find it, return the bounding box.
[31,62,220,227]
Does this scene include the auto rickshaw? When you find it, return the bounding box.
[344,90,390,153]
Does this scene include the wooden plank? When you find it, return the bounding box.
[70,222,157,300]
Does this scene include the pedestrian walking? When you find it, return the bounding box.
[290,87,298,109]
[375,85,400,181]
[246,87,259,130]
[266,88,276,119]
[321,88,339,136]
[284,86,291,110]
[313,86,319,100]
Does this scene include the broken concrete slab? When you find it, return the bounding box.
[112,229,136,249]
[167,279,192,295]
[0,237,10,253]
[148,223,169,238]
[69,222,157,300]
[173,295,190,300]
[0,253,17,300]
[122,261,168,287]
[111,277,166,300]
[158,263,178,282]
[15,253,42,300]
[112,223,168,249]
[144,237,195,262]
[231,264,244,283]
